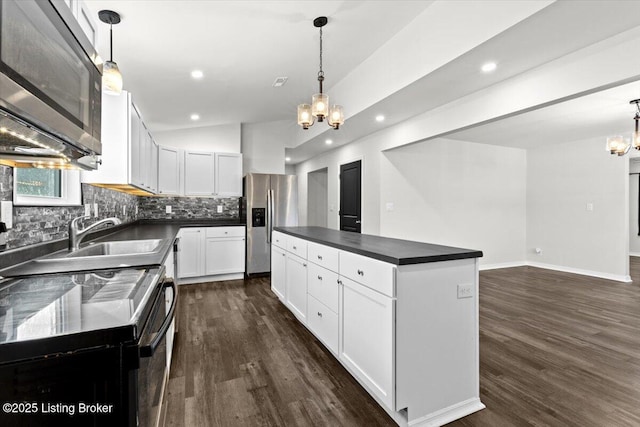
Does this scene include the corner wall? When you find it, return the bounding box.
[526,137,629,281]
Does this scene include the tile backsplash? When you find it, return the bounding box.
[0,165,241,250]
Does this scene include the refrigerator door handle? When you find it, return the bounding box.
[266,189,272,243]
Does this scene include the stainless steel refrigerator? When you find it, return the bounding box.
[245,173,298,276]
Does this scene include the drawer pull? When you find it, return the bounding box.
[282,253,285,257]
[317,275,322,280]
[317,255,323,260]
[293,245,297,250]
[317,312,322,318]
[303,263,307,267]
[357,269,364,276]
[337,279,342,285]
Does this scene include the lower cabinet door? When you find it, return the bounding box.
[204,237,245,275]
[307,295,338,354]
[271,246,286,301]
[177,228,203,278]
[340,276,395,410]
[285,253,308,324]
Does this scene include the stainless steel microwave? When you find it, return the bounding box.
[0,0,102,169]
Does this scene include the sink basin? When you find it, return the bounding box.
[67,239,163,258]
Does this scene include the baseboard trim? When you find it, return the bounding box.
[525,261,631,283]
[408,397,485,427]
[479,261,527,271]
[177,272,244,285]
[630,252,640,258]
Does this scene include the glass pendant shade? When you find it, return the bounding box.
[297,104,313,129]
[328,105,344,129]
[103,60,123,95]
[312,93,329,121]
[633,130,640,150]
[606,135,630,156]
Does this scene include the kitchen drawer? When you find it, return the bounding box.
[307,262,339,313]
[205,226,245,238]
[287,236,308,259]
[272,231,287,249]
[339,251,396,297]
[307,241,339,272]
[307,295,339,354]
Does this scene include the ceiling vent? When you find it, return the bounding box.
[272,77,288,87]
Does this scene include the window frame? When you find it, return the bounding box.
[13,168,82,206]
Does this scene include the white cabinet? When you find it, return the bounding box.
[214,152,243,197]
[204,227,245,275]
[285,253,307,324]
[271,245,286,301]
[184,151,215,196]
[158,146,182,195]
[176,226,246,283]
[176,228,204,278]
[340,276,395,410]
[81,91,155,194]
[63,0,97,46]
[163,244,176,370]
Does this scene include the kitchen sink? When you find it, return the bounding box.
[66,239,164,258]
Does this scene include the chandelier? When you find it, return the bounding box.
[297,17,344,130]
[606,99,640,156]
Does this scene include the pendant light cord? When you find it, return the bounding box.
[318,26,324,93]
[109,22,113,62]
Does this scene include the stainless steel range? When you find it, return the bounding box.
[0,266,175,426]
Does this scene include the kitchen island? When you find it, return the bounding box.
[272,226,484,427]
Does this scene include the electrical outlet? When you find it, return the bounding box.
[385,202,394,212]
[122,206,126,216]
[586,202,594,212]
[93,203,98,218]
[1,200,13,229]
[457,284,473,299]
[166,205,172,214]
[217,205,223,213]
[84,203,91,217]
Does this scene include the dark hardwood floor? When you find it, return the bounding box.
[162,259,640,426]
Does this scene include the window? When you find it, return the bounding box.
[13,168,82,206]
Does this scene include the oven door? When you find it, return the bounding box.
[137,278,176,427]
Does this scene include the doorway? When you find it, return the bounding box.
[340,160,362,233]
[308,168,328,227]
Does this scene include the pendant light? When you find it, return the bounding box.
[606,99,640,156]
[98,10,123,96]
[297,17,344,130]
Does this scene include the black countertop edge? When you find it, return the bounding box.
[0,218,246,273]
[274,226,483,265]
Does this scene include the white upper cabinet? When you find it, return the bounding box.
[184,151,215,196]
[158,146,181,195]
[63,0,97,46]
[214,152,243,197]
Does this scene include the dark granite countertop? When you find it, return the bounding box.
[0,218,246,277]
[274,226,482,265]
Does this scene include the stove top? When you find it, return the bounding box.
[0,267,161,353]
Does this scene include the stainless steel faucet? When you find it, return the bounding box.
[69,216,122,251]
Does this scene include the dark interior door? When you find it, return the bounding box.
[340,160,362,233]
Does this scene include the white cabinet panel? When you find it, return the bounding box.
[214,152,242,197]
[340,276,395,411]
[308,295,338,354]
[272,231,287,249]
[205,226,245,238]
[307,241,339,272]
[307,262,339,313]
[177,228,204,278]
[184,151,215,196]
[287,236,308,259]
[271,245,286,301]
[339,251,395,297]
[285,253,307,324]
[205,237,245,275]
[76,1,97,46]
[158,146,181,195]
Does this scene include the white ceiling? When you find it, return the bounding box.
[84,0,640,162]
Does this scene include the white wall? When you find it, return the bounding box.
[154,123,241,153]
[526,137,629,281]
[381,138,527,268]
[241,121,292,175]
[307,168,328,227]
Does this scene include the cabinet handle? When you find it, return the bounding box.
[282,253,285,257]
[224,231,228,234]
[303,263,307,267]
[317,312,322,318]
[293,245,297,250]
[317,275,322,280]
[317,255,323,260]
[357,269,364,276]
[337,279,342,285]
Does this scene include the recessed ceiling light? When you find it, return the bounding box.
[190,114,200,121]
[285,157,291,162]
[375,115,385,122]
[481,62,497,73]
[272,76,289,87]
[191,70,204,79]
[325,139,333,145]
